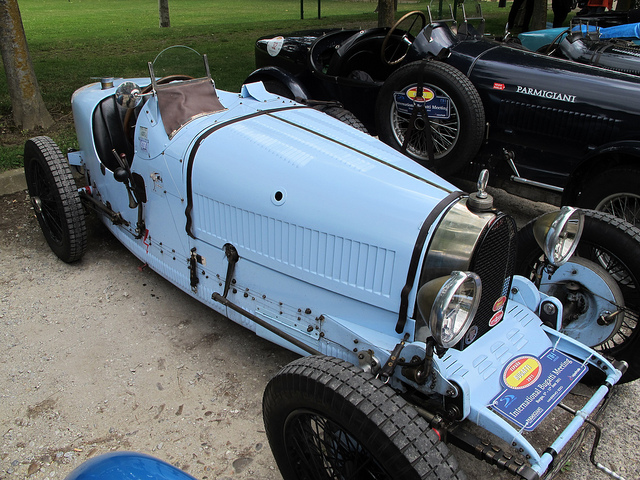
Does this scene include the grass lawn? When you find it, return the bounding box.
[0,0,515,171]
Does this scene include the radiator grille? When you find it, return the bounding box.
[458,214,517,350]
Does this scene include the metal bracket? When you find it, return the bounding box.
[377,333,410,383]
[557,403,628,480]
[78,188,129,226]
[222,243,239,298]
[189,248,205,292]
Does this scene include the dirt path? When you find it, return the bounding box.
[1,189,639,480]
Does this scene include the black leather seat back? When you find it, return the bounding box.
[92,96,134,171]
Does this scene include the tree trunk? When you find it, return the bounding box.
[530,0,548,31]
[159,0,170,28]
[378,0,395,27]
[0,0,54,130]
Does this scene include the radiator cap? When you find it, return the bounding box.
[467,169,494,212]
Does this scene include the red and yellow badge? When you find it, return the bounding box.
[406,86,435,103]
[493,296,507,312]
[503,355,542,390]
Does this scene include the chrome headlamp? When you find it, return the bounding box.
[532,206,584,267]
[417,271,482,348]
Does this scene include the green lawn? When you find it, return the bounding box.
[0,0,514,171]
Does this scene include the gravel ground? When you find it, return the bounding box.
[1,187,639,480]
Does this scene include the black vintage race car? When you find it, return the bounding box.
[245,11,640,224]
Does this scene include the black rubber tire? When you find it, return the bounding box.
[24,136,87,263]
[317,105,369,133]
[572,167,640,227]
[375,61,485,177]
[516,209,640,383]
[263,355,466,480]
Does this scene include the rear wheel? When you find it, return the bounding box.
[263,355,466,480]
[573,167,640,227]
[262,80,368,133]
[24,136,87,263]
[516,209,640,383]
[375,61,485,176]
[317,105,368,133]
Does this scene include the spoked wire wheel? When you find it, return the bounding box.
[574,166,640,227]
[284,409,389,479]
[388,83,461,163]
[578,239,639,355]
[376,61,484,177]
[596,192,640,228]
[516,209,640,382]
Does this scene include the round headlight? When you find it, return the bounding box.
[417,271,482,349]
[532,206,584,267]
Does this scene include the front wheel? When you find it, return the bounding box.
[375,61,485,177]
[263,355,466,480]
[24,136,87,263]
[516,209,640,383]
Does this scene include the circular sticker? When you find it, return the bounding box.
[266,36,284,57]
[493,296,506,312]
[406,86,435,103]
[489,310,504,327]
[503,355,542,390]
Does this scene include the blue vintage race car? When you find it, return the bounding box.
[518,22,640,65]
[25,47,638,480]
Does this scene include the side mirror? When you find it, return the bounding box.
[115,81,142,108]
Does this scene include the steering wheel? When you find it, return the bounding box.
[123,74,194,144]
[381,11,427,66]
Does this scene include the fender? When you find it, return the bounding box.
[582,139,640,161]
[244,66,311,102]
[562,139,640,204]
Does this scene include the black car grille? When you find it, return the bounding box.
[457,214,517,350]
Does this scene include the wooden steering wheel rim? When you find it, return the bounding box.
[381,11,427,66]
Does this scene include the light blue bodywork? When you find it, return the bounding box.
[67,74,623,479]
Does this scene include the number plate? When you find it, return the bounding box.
[490,348,588,431]
[393,87,451,119]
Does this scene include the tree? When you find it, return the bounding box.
[377,0,395,27]
[159,0,170,28]
[530,0,547,31]
[0,0,53,130]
